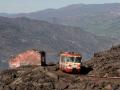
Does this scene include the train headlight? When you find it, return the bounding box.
[77,64,81,68]
[67,64,72,69]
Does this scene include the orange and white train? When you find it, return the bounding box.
[59,52,82,73]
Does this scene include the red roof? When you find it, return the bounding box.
[60,52,81,57]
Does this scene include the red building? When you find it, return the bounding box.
[9,49,46,68]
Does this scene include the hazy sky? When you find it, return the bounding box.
[0,0,120,13]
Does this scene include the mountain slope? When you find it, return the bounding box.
[85,45,120,77]
[4,3,120,39]
[0,45,120,90]
[0,16,115,69]
[0,65,120,90]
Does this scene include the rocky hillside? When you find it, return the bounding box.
[0,16,115,69]
[85,45,120,77]
[0,45,120,90]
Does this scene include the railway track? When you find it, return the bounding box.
[59,73,120,84]
[55,70,120,83]
[56,74,120,90]
[72,75,120,82]
[87,75,120,79]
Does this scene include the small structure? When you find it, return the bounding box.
[9,49,46,68]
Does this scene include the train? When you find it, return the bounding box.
[9,50,82,73]
[59,52,82,73]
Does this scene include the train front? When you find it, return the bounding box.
[59,52,82,73]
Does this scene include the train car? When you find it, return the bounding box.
[9,49,46,68]
[59,52,82,73]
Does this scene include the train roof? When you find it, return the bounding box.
[60,52,82,57]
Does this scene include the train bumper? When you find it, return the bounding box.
[64,68,80,73]
[65,68,72,73]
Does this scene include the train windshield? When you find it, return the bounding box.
[64,57,81,63]
[75,57,81,63]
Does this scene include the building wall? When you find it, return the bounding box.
[9,50,46,68]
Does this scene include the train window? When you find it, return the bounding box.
[61,55,81,63]
[64,57,68,62]
[64,57,74,62]
[75,57,81,63]
[69,57,74,62]
[61,56,69,62]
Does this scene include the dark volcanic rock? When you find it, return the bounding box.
[85,45,120,77]
[0,61,120,90]
[0,66,57,90]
